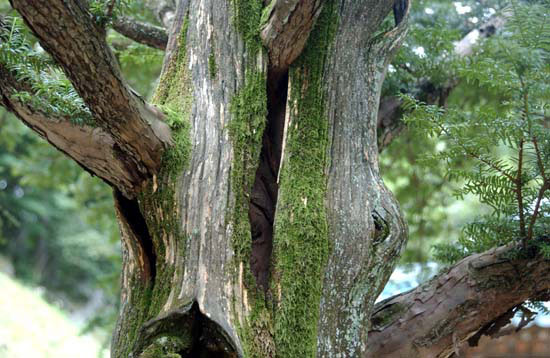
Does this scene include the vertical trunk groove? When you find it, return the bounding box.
[249,69,288,291]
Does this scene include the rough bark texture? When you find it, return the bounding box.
[260,0,323,72]
[367,244,550,358]
[316,2,409,355]
[10,0,172,198]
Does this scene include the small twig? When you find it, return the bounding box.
[106,0,117,18]
[517,138,527,245]
[527,181,549,241]
[435,122,516,182]
[533,136,547,182]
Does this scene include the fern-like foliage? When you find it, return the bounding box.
[0,16,94,126]
[402,0,550,264]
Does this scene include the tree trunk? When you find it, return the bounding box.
[6,1,550,357]
[110,1,408,357]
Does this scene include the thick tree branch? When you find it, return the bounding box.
[367,243,550,358]
[260,0,324,71]
[10,0,172,197]
[0,65,142,198]
[378,13,509,152]
[112,16,168,50]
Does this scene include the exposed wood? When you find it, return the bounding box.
[367,243,550,358]
[260,0,324,71]
[112,16,168,50]
[0,64,143,198]
[10,0,172,197]
[377,12,510,152]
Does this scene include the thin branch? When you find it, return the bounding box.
[106,0,117,18]
[516,138,527,242]
[533,136,547,182]
[436,121,517,182]
[112,16,168,50]
[526,181,549,240]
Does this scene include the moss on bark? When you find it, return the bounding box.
[271,3,337,357]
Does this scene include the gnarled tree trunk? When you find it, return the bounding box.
[5,1,550,357]
[110,1,409,356]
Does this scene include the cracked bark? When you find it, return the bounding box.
[367,243,550,358]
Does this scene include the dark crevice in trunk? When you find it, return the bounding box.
[248,68,288,291]
[186,302,238,357]
[132,302,237,357]
[114,189,157,281]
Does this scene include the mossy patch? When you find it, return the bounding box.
[230,0,263,55]
[271,3,337,357]
[228,70,267,264]
[208,52,217,79]
[260,0,275,27]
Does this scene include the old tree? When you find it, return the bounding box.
[2,0,550,357]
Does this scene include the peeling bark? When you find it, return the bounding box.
[260,0,324,71]
[367,244,550,358]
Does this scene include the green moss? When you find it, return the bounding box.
[152,15,192,109]
[228,70,267,265]
[117,15,194,358]
[208,52,217,79]
[260,0,275,27]
[230,0,263,55]
[271,3,337,357]
[139,335,189,358]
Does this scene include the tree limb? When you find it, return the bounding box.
[10,0,172,197]
[0,64,142,198]
[367,243,550,358]
[260,0,324,71]
[112,16,168,50]
[378,13,509,152]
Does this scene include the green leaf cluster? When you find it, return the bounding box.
[0,16,94,125]
[401,0,550,263]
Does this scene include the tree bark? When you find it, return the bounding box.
[367,243,550,358]
[4,1,550,358]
